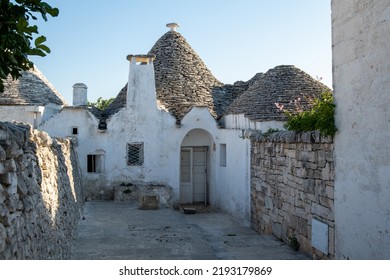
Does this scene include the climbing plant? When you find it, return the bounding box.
[275,91,336,136]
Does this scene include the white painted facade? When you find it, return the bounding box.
[40,55,256,223]
[332,0,390,259]
[223,113,285,131]
[0,103,62,128]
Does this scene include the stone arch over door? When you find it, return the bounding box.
[180,129,214,204]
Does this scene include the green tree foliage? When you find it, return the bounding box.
[89,97,115,111]
[276,91,336,136]
[0,0,59,92]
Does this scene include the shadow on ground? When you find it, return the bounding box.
[71,201,310,260]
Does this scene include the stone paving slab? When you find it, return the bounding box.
[71,201,310,260]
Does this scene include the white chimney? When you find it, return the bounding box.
[72,83,88,106]
[126,54,156,115]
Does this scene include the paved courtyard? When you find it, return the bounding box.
[71,201,310,260]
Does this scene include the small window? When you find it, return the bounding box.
[72,127,78,135]
[87,154,103,173]
[220,144,227,167]
[127,143,144,166]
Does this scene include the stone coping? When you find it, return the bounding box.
[245,129,333,144]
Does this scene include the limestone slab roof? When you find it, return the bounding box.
[0,67,66,106]
[104,30,243,121]
[102,31,329,124]
[224,65,330,121]
[148,30,224,120]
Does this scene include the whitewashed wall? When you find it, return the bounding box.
[223,113,285,132]
[332,0,390,259]
[40,60,251,223]
[0,103,61,128]
[215,128,251,225]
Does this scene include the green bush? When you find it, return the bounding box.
[279,91,336,136]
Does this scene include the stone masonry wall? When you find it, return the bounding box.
[249,130,334,259]
[0,122,83,259]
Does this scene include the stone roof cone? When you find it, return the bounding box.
[147,23,223,120]
[0,66,66,106]
[105,23,226,121]
[224,65,330,121]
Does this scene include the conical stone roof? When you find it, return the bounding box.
[224,65,330,121]
[0,66,66,106]
[104,28,238,121]
[147,30,223,120]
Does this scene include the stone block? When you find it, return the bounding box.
[0,185,6,204]
[298,235,312,254]
[303,179,315,194]
[290,215,299,229]
[0,223,6,253]
[271,221,282,239]
[321,163,331,181]
[295,206,307,219]
[4,159,17,173]
[311,203,334,221]
[4,143,23,159]
[284,149,296,158]
[0,163,5,175]
[138,195,159,210]
[325,185,334,199]
[317,150,326,168]
[0,146,6,161]
[0,173,17,187]
[301,132,313,143]
[325,150,334,162]
[17,176,28,196]
[298,217,308,237]
[264,196,273,210]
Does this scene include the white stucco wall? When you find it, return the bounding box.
[179,108,251,223]
[332,0,390,259]
[39,101,251,222]
[0,105,38,125]
[39,59,252,223]
[0,103,62,128]
[223,113,285,132]
[215,128,251,225]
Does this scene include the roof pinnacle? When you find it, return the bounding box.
[166,23,180,31]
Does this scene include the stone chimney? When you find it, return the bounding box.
[126,54,157,114]
[72,83,88,106]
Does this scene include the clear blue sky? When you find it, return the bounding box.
[32,0,332,104]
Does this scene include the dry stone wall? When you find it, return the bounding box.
[249,130,334,259]
[0,122,83,259]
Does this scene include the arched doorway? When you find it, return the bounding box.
[180,129,213,204]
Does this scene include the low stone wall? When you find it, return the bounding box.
[249,131,334,259]
[114,182,173,207]
[0,122,83,259]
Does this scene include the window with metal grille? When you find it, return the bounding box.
[127,143,144,166]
